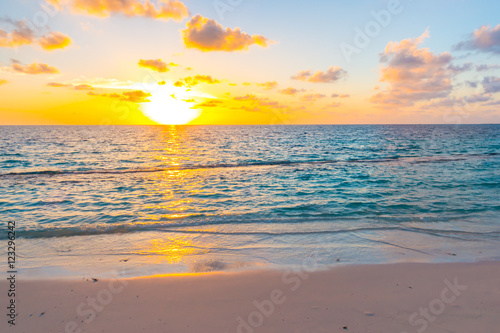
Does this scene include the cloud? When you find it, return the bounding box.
[483,100,500,106]
[292,66,346,83]
[47,82,94,90]
[73,84,94,90]
[174,75,220,87]
[258,100,285,107]
[447,63,473,74]
[0,19,34,47]
[464,93,491,103]
[466,80,478,88]
[88,90,151,103]
[239,106,261,112]
[476,64,500,72]
[331,93,350,98]
[0,18,71,50]
[323,102,341,109]
[47,82,72,87]
[138,59,177,72]
[38,32,72,50]
[182,15,270,52]
[232,94,287,111]
[11,62,59,74]
[0,79,7,85]
[194,100,223,108]
[301,93,326,102]
[88,91,119,98]
[122,90,151,102]
[454,25,500,54]
[69,77,135,88]
[482,76,500,94]
[52,0,189,21]
[257,81,277,90]
[420,97,464,109]
[234,94,260,101]
[279,87,305,95]
[370,30,461,107]
[421,93,492,110]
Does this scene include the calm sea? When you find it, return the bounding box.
[1,125,499,278]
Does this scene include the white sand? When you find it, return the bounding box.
[2,261,499,333]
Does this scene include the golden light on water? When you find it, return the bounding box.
[140,237,204,263]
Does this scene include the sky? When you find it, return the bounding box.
[1,0,499,125]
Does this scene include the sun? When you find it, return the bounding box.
[140,85,201,125]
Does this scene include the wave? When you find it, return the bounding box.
[16,220,500,241]
[1,152,498,178]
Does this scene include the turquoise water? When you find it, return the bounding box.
[1,125,499,278]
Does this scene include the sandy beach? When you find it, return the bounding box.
[2,261,499,333]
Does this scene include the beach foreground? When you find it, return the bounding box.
[3,262,500,333]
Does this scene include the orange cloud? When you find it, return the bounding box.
[74,84,94,90]
[301,93,326,102]
[370,30,459,107]
[257,81,278,90]
[88,90,151,103]
[47,82,71,87]
[292,66,346,83]
[138,59,177,72]
[0,18,35,48]
[11,62,59,74]
[194,100,223,108]
[182,15,270,52]
[54,0,189,21]
[233,94,287,110]
[279,87,305,95]
[38,32,72,50]
[454,24,500,54]
[239,106,261,112]
[323,102,341,109]
[331,93,350,98]
[0,79,7,85]
[0,18,71,51]
[174,75,220,87]
[122,90,151,102]
[47,82,94,90]
[234,94,259,101]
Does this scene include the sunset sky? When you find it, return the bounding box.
[1,0,500,125]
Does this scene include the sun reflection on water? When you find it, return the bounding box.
[139,237,206,264]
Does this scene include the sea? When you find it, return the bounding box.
[1,125,499,279]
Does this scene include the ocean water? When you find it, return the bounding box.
[1,125,499,278]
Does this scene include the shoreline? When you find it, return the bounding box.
[3,261,500,332]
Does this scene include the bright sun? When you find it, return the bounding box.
[140,85,202,125]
